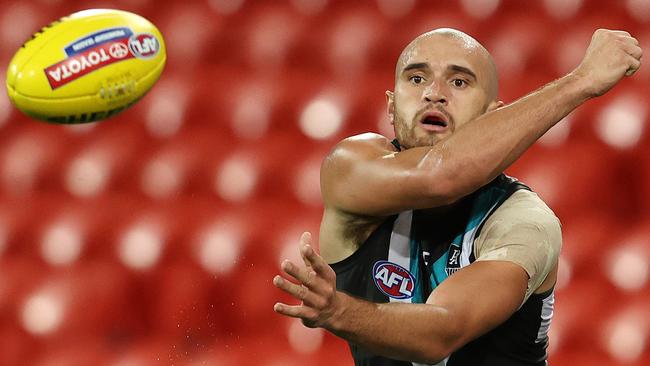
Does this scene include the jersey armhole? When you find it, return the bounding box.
[329,215,398,274]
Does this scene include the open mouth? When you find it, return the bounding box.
[421,116,448,128]
[419,111,450,131]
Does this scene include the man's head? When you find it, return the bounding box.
[387,28,503,149]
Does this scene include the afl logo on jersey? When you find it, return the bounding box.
[372,261,415,299]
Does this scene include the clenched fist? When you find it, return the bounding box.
[573,29,642,97]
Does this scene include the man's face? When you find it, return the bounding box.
[388,34,497,149]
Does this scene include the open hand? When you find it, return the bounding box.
[273,232,341,329]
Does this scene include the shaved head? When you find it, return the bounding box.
[395,28,499,101]
[386,28,504,149]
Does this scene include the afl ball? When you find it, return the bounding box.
[6,9,166,123]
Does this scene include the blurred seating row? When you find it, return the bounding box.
[0,251,649,364]
[1,120,649,222]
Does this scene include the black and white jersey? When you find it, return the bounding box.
[331,175,556,366]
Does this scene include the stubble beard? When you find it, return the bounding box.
[393,112,442,149]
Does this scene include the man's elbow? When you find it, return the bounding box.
[415,344,453,365]
[421,164,489,206]
[421,171,463,207]
[418,351,449,365]
[415,315,466,363]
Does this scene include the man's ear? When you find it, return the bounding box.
[487,100,505,112]
[386,90,395,125]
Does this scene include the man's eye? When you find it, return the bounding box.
[410,75,424,84]
[452,79,467,88]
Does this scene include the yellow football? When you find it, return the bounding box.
[6,9,166,124]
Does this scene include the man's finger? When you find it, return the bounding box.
[300,232,312,245]
[281,259,318,289]
[299,232,314,269]
[273,302,306,318]
[273,302,318,322]
[302,244,334,280]
[626,58,641,76]
[279,264,330,302]
[610,30,631,37]
[280,258,331,298]
[273,274,305,298]
[273,275,324,308]
[620,35,640,46]
[621,42,643,60]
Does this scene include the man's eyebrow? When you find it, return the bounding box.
[448,64,477,80]
[401,62,429,74]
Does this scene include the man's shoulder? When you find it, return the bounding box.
[340,132,393,146]
[479,188,561,241]
[320,133,395,262]
[321,133,396,184]
[475,185,562,299]
[326,133,396,161]
[496,188,559,225]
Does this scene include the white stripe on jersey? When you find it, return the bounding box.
[536,292,555,343]
[460,198,505,267]
[389,211,448,366]
[388,211,413,305]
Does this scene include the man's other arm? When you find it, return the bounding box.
[322,29,641,217]
[273,234,527,364]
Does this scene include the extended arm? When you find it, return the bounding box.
[322,29,642,216]
[328,262,527,363]
[273,233,528,364]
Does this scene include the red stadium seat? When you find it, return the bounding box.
[549,350,616,366]
[107,336,181,365]
[30,339,111,366]
[560,213,625,279]
[18,262,133,339]
[0,325,36,366]
[550,278,619,354]
[507,140,625,220]
[0,258,48,328]
[147,261,217,341]
[0,124,74,196]
[601,220,650,292]
[598,295,650,364]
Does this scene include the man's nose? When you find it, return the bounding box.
[423,83,447,105]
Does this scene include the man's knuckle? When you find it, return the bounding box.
[305,310,318,322]
[299,286,308,300]
[327,269,336,279]
[308,271,318,286]
[314,297,327,309]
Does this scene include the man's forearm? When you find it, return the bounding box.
[421,72,591,203]
[326,292,454,364]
